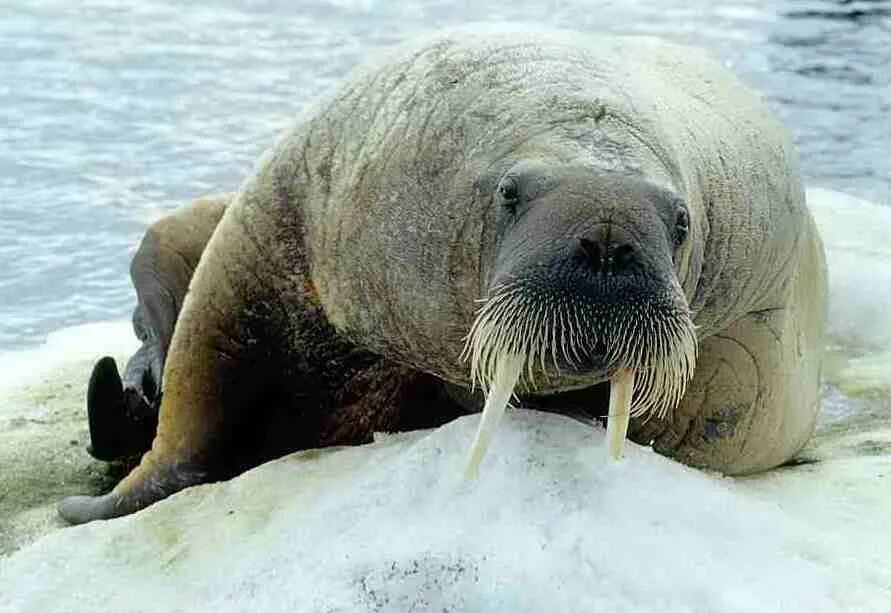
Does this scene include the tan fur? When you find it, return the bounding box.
[301,26,827,473]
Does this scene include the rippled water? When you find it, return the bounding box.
[1,0,888,349]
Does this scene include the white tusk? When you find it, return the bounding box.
[464,353,524,480]
[606,368,635,461]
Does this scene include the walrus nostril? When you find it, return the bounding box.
[575,237,636,275]
[612,243,636,271]
[576,237,603,273]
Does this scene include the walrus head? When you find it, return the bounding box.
[462,160,698,474]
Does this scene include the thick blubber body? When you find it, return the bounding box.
[59,25,825,524]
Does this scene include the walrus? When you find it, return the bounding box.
[59,25,827,524]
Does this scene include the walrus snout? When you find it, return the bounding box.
[489,162,688,291]
[491,218,670,316]
[469,160,700,402]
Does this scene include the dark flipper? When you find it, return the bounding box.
[86,356,159,461]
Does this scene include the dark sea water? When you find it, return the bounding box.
[0,0,888,349]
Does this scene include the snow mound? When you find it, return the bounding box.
[808,187,891,395]
[1,409,889,612]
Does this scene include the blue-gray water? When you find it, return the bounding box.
[1,0,889,350]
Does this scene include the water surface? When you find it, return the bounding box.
[0,0,888,348]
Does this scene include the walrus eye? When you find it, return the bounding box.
[498,176,520,212]
[674,208,689,246]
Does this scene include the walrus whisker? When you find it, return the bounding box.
[558,302,578,371]
[549,298,562,377]
[523,305,541,384]
[463,279,698,473]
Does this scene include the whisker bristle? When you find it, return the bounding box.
[462,280,698,424]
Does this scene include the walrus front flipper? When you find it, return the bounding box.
[58,457,209,523]
[86,356,158,462]
[58,494,118,523]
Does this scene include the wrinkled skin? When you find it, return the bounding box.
[60,25,826,524]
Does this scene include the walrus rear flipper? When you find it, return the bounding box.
[86,356,158,462]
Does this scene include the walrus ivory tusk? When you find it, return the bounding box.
[607,368,635,461]
[465,353,524,480]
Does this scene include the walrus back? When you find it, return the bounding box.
[286,25,811,376]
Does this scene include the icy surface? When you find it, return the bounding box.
[0,408,888,612]
[808,188,891,395]
[0,322,138,556]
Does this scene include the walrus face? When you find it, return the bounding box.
[464,160,698,421]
